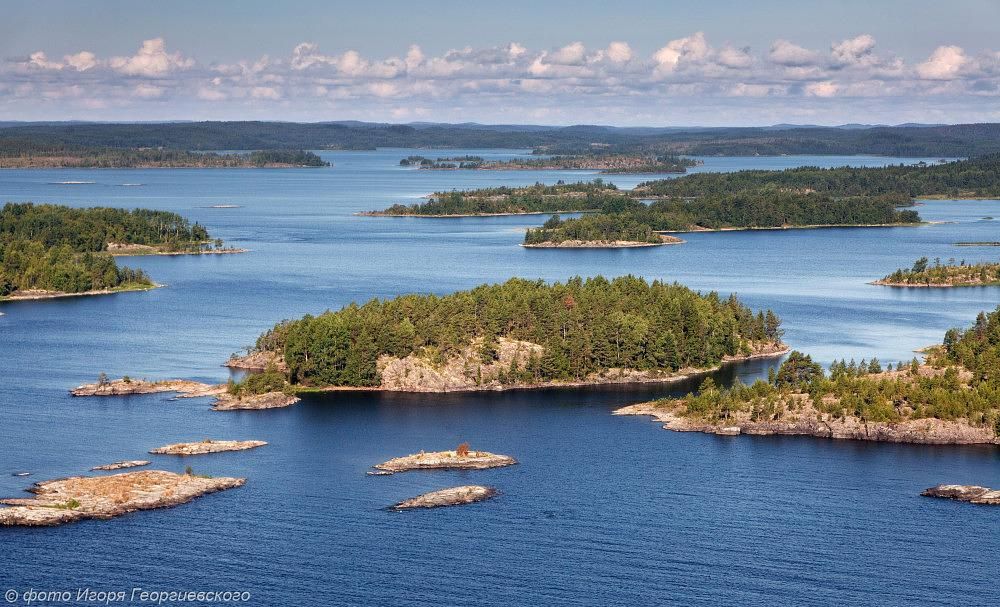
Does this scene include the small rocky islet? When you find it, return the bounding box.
[373,448,517,474]
[149,440,267,456]
[0,470,245,527]
[391,486,498,511]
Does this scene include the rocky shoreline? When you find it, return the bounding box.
[230,341,788,394]
[522,234,684,248]
[106,242,248,256]
[615,401,999,445]
[91,460,150,471]
[922,484,1000,505]
[871,279,1000,288]
[149,439,267,456]
[391,485,498,510]
[373,449,517,474]
[0,471,245,527]
[1,284,161,302]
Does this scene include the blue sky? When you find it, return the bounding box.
[3,0,1000,124]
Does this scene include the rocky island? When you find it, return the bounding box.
[618,309,1000,446]
[90,460,150,471]
[874,257,1000,287]
[0,470,245,527]
[233,276,787,393]
[922,484,1000,505]
[149,440,267,456]
[390,485,498,511]
[374,445,516,474]
[71,375,300,411]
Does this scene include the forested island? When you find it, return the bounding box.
[399,153,699,173]
[526,192,919,245]
[363,156,1000,247]
[523,156,1000,246]
[618,308,1000,445]
[0,141,329,168]
[633,154,1000,199]
[0,203,235,300]
[875,257,1000,287]
[227,276,787,392]
[367,180,628,216]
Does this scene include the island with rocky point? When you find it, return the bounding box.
[922,484,1000,505]
[71,375,300,411]
[617,308,1000,446]
[873,257,1000,287]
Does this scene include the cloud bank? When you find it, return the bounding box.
[4,34,1000,124]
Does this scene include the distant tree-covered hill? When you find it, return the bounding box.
[2,121,1000,156]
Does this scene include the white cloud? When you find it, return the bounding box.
[5,34,1000,123]
[132,84,164,98]
[769,40,819,67]
[197,87,227,101]
[250,86,281,99]
[28,51,63,70]
[717,45,753,69]
[805,81,839,97]
[605,42,633,64]
[917,45,969,79]
[110,38,193,76]
[548,42,586,65]
[653,32,710,74]
[65,51,97,71]
[831,34,876,67]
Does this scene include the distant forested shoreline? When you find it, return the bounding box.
[2,121,1000,156]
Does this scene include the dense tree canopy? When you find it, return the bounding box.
[526,191,919,243]
[375,180,628,216]
[252,276,783,388]
[0,203,218,296]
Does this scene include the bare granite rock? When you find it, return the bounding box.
[212,391,300,411]
[391,485,497,510]
[374,449,517,474]
[149,439,267,456]
[71,379,225,398]
[91,460,150,471]
[0,470,245,527]
[615,395,999,445]
[71,378,298,411]
[922,485,1000,505]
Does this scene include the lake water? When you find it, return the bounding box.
[1,151,997,606]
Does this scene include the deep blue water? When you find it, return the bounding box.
[1,151,997,606]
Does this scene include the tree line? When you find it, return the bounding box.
[635,155,1000,198]
[248,275,783,388]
